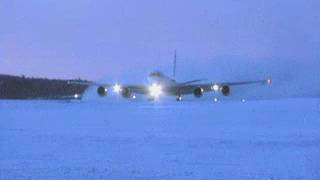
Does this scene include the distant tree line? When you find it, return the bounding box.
[0,74,90,100]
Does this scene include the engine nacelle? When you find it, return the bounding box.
[222,85,230,96]
[121,87,131,98]
[97,86,107,96]
[193,87,204,98]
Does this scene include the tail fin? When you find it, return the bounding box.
[172,50,177,79]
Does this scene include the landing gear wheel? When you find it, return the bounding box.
[176,96,183,101]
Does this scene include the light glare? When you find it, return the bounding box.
[74,94,80,99]
[212,84,220,91]
[149,83,162,98]
[267,79,272,84]
[113,84,121,93]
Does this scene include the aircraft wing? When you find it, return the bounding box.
[69,79,271,98]
[68,80,149,95]
[123,85,149,94]
[176,79,271,96]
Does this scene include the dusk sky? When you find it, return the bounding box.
[1,0,319,81]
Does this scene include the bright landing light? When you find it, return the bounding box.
[212,84,220,91]
[149,83,162,98]
[113,84,122,93]
[267,79,272,84]
[74,94,80,99]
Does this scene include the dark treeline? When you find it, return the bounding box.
[0,74,90,100]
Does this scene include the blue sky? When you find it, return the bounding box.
[1,0,319,81]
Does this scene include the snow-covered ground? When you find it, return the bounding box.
[1,98,320,179]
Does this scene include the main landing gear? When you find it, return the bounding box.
[176,95,183,101]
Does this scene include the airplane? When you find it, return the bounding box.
[69,53,272,101]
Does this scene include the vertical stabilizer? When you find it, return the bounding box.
[173,50,177,79]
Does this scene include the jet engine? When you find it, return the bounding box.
[193,87,204,98]
[221,85,230,96]
[121,87,131,98]
[97,86,107,96]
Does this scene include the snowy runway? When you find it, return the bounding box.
[1,99,320,179]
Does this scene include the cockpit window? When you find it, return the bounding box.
[150,71,162,77]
